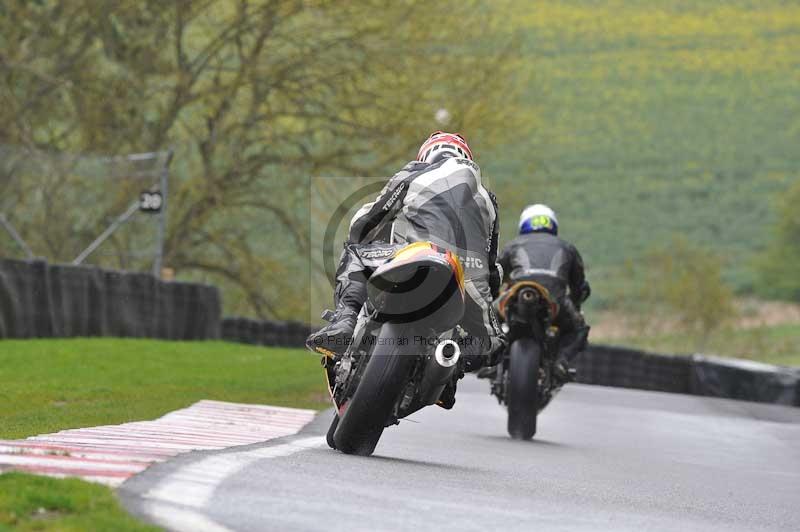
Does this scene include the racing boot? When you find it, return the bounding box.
[461,339,487,373]
[552,322,588,385]
[552,356,577,385]
[476,335,507,378]
[306,305,358,357]
[476,365,496,379]
[306,275,367,357]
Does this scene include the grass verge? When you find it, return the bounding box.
[0,338,327,440]
[601,323,800,367]
[0,472,158,532]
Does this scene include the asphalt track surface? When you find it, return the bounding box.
[121,378,800,531]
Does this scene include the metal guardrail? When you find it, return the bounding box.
[0,258,220,340]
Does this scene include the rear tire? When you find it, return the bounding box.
[507,338,541,440]
[334,323,418,456]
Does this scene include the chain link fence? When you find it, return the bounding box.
[0,144,172,276]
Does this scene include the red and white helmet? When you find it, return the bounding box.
[416,131,473,164]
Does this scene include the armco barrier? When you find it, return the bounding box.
[689,355,800,406]
[221,317,313,348]
[575,344,692,394]
[0,259,55,338]
[576,344,799,407]
[0,258,220,340]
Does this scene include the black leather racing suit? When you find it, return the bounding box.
[331,156,504,362]
[498,231,591,364]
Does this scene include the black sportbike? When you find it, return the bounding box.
[316,242,469,456]
[487,281,570,440]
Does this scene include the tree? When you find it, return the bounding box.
[0,0,529,320]
[757,180,800,302]
[637,236,735,350]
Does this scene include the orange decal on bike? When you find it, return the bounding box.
[497,281,558,320]
[387,241,464,296]
[392,241,434,262]
[445,250,465,294]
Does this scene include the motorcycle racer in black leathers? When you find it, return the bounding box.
[306,132,505,379]
[497,204,591,382]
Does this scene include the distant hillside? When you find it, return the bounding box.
[482,0,800,308]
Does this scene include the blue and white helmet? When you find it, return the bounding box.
[519,204,558,235]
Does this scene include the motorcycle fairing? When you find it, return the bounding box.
[367,242,466,329]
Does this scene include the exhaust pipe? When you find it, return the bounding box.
[419,339,461,406]
[434,339,461,368]
[520,287,537,302]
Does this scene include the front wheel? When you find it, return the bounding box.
[507,338,542,440]
[333,322,418,456]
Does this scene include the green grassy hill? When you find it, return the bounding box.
[484,0,800,308]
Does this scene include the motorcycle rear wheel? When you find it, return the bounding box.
[326,414,339,449]
[333,322,418,456]
[507,337,541,440]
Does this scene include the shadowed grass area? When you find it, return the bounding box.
[0,339,327,440]
[0,472,159,531]
[601,323,800,367]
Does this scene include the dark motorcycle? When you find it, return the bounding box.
[488,281,569,440]
[317,242,468,456]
